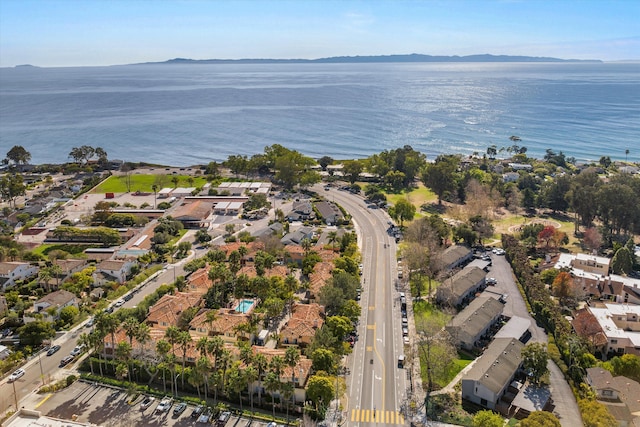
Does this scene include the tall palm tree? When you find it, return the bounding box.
[244,365,258,414]
[37,267,52,292]
[77,332,94,374]
[115,342,133,379]
[327,231,338,251]
[96,312,119,359]
[164,325,181,356]
[177,330,192,388]
[196,356,212,403]
[264,371,281,420]
[88,328,106,376]
[205,310,218,336]
[122,316,140,347]
[196,336,210,358]
[227,362,246,411]
[218,349,232,398]
[187,366,204,399]
[284,347,300,408]
[156,339,171,393]
[253,353,268,406]
[152,184,158,209]
[208,336,224,369]
[134,322,151,357]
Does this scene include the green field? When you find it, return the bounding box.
[93,174,209,193]
[385,184,437,207]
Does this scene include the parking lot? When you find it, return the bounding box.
[36,381,272,427]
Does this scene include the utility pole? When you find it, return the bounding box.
[12,380,18,411]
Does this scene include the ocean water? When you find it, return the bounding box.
[1,62,639,166]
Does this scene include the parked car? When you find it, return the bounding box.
[123,293,133,301]
[85,318,95,328]
[114,299,125,307]
[70,344,85,356]
[197,408,213,423]
[140,396,155,410]
[8,368,25,382]
[173,402,187,417]
[156,396,173,413]
[402,327,409,336]
[46,345,61,356]
[402,317,408,327]
[191,404,204,419]
[486,277,497,285]
[403,336,410,345]
[217,411,231,426]
[59,355,74,367]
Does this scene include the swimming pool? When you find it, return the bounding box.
[235,299,255,314]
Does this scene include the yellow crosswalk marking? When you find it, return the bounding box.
[369,306,375,310]
[349,409,406,424]
[367,324,375,329]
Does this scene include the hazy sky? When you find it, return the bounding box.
[1,0,638,67]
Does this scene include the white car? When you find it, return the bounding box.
[114,300,125,307]
[156,396,173,413]
[70,344,85,356]
[8,368,25,382]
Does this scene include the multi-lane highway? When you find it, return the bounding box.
[323,185,409,426]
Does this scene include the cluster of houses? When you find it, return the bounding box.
[433,245,545,419]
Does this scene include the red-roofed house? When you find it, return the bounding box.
[280,303,325,347]
[147,292,202,331]
[190,308,254,344]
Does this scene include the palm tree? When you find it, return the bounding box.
[196,336,210,358]
[155,339,171,393]
[152,184,158,208]
[218,349,232,398]
[88,328,106,376]
[301,238,312,256]
[196,356,212,403]
[264,371,281,420]
[134,322,151,357]
[177,330,192,388]
[227,362,246,411]
[96,312,119,359]
[205,310,218,336]
[253,353,268,406]
[164,325,181,356]
[284,347,300,410]
[244,365,258,414]
[37,267,52,292]
[77,332,94,374]
[208,336,224,369]
[115,342,133,379]
[122,316,140,347]
[188,366,204,399]
[327,231,338,251]
[171,176,179,188]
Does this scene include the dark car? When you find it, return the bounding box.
[191,405,204,419]
[173,402,187,417]
[59,355,74,367]
[46,345,61,356]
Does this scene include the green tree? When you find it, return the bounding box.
[306,374,334,416]
[342,160,363,184]
[18,321,56,346]
[522,342,549,384]
[421,155,459,205]
[611,246,633,275]
[6,145,32,165]
[578,399,617,427]
[472,410,503,427]
[59,305,79,325]
[0,174,26,208]
[609,354,640,382]
[318,156,333,170]
[311,348,337,374]
[520,411,561,427]
[389,198,416,227]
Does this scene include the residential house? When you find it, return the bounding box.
[502,172,520,183]
[146,292,202,331]
[461,337,524,410]
[186,265,212,295]
[436,266,487,308]
[314,201,343,225]
[281,226,314,246]
[189,308,252,344]
[508,163,533,171]
[586,368,619,400]
[586,367,640,427]
[436,245,473,272]
[446,297,504,351]
[219,241,265,264]
[578,304,640,358]
[53,258,87,279]
[0,261,38,290]
[250,346,314,406]
[286,200,315,222]
[93,259,135,286]
[0,345,12,360]
[555,252,610,277]
[572,308,609,356]
[172,200,214,228]
[23,289,77,323]
[307,261,334,301]
[283,245,305,265]
[280,303,325,347]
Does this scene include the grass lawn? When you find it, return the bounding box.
[93,174,208,193]
[385,183,437,207]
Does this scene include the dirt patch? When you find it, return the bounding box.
[508,219,561,233]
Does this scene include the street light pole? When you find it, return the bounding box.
[174,373,181,398]
[38,350,45,386]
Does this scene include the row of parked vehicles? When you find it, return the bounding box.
[138,394,233,424]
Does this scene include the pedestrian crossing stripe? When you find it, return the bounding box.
[350,409,405,424]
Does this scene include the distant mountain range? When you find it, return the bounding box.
[139,53,602,65]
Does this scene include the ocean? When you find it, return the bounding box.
[0,62,639,166]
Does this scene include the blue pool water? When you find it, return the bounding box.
[235,299,255,314]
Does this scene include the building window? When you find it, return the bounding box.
[480,398,488,406]
[611,339,617,344]
[603,390,613,397]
